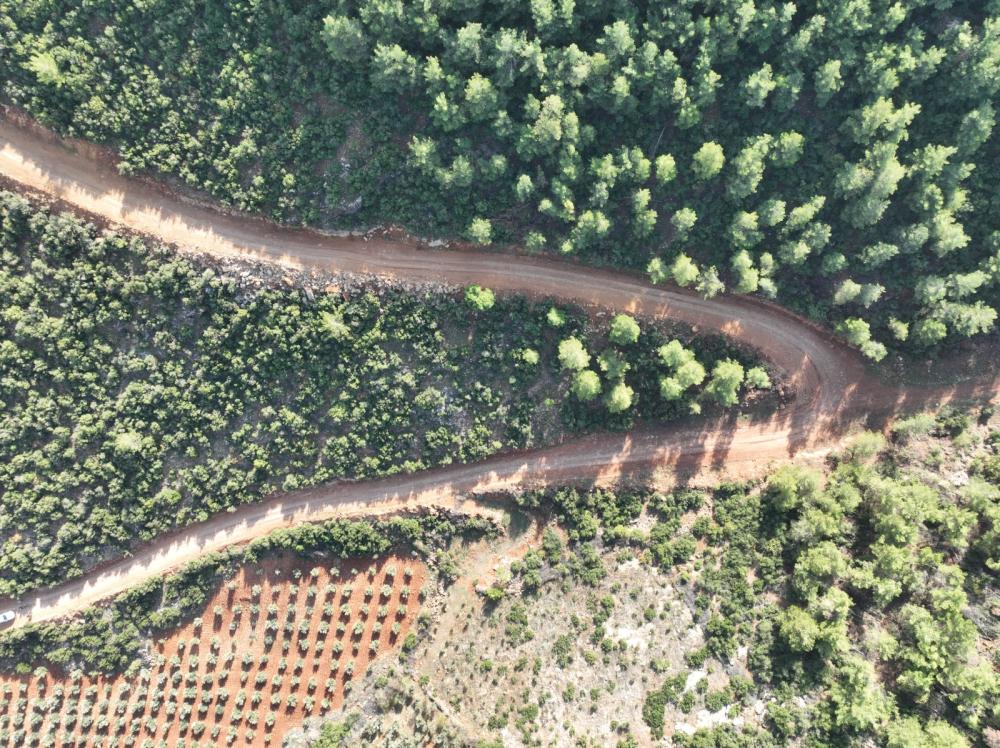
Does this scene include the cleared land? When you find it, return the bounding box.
[0,555,425,747]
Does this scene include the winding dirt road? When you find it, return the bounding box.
[1,115,997,631]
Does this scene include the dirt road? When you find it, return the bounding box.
[0,116,996,631]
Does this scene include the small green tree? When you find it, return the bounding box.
[571,370,602,401]
[547,307,566,327]
[609,314,640,345]
[597,350,630,379]
[828,656,893,733]
[743,63,777,107]
[321,16,368,61]
[745,367,771,389]
[655,154,676,185]
[464,285,495,310]
[605,381,634,413]
[467,217,493,244]
[525,231,546,251]
[671,253,699,286]
[26,51,62,86]
[558,337,590,370]
[815,59,843,105]
[692,142,725,180]
[658,340,706,401]
[647,257,668,284]
[671,207,698,238]
[696,266,725,298]
[705,359,745,406]
[885,717,969,748]
[912,318,947,347]
[514,174,534,201]
[779,606,820,652]
[833,279,862,305]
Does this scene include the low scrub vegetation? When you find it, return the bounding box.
[321,409,1000,746]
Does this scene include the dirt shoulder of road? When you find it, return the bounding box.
[0,113,997,634]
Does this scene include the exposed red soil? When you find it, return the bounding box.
[0,111,998,634]
[0,555,426,747]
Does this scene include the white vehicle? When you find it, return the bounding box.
[0,611,15,626]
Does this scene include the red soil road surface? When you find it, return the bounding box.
[0,114,997,631]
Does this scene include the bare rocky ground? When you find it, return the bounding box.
[283,510,767,747]
[283,411,1000,748]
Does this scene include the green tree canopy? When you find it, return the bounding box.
[571,370,602,401]
[465,285,495,310]
[705,359,745,407]
[692,142,725,181]
[609,314,640,345]
[605,381,634,413]
[558,337,590,370]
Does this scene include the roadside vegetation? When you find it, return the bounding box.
[0,191,767,598]
[1,5,999,745]
[0,513,488,679]
[0,507,481,748]
[311,408,1000,747]
[2,2,999,358]
[2,393,997,746]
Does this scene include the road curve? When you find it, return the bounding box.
[0,115,997,631]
